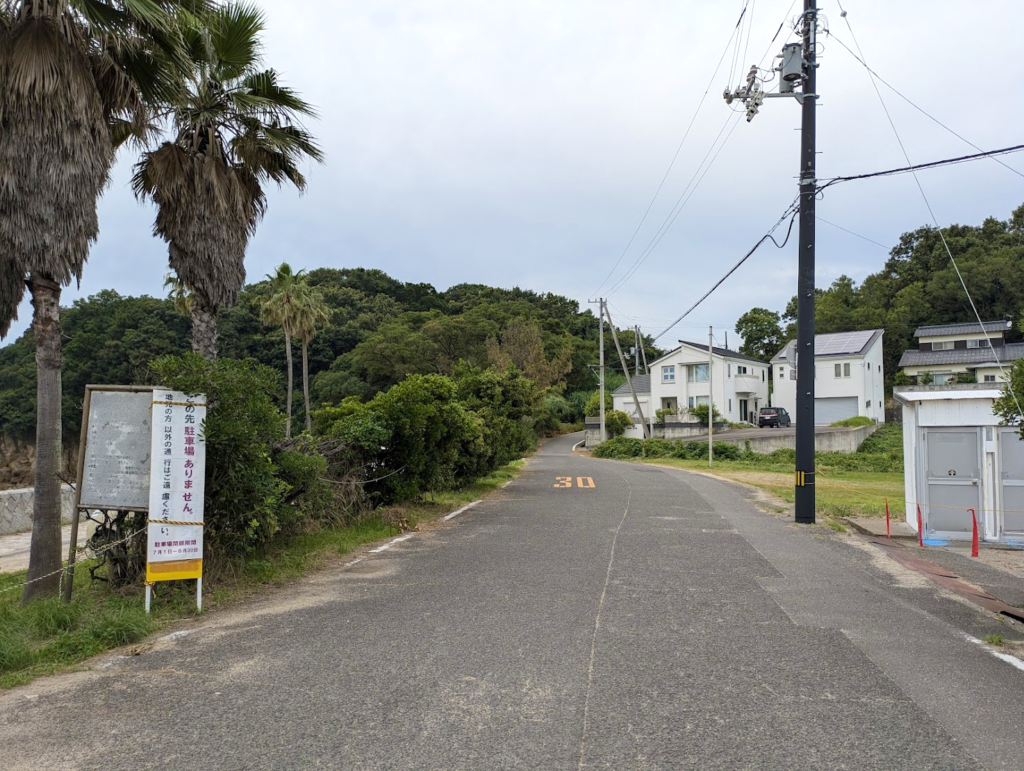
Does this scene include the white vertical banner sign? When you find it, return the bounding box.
[146,389,207,609]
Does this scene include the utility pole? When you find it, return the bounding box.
[724,0,818,523]
[708,326,714,467]
[633,327,641,376]
[639,331,653,437]
[590,299,607,442]
[605,306,650,439]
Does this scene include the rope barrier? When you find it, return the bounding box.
[0,529,144,596]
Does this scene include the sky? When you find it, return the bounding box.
[4,0,1023,349]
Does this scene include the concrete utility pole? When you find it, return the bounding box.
[723,0,818,522]
[605,305,650,439]
[639,331,654,438]
[590,299,607,442]
[708,326,714,467]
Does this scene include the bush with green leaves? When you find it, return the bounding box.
[604,409,633,438]
[454,365,539,466]
[584,389,612,418]
[592,436,741,461]
[151,354,289,554]
[688,403,724,424]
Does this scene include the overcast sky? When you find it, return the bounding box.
[4,0,1023,348]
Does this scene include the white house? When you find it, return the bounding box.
[898,321,1022,385]
[612,374,651,420]
[771,329,885,425]
[645,342,769,424]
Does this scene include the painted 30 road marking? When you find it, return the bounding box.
[554,477,596,488]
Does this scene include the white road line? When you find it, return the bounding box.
[368,534,415,553]
[966,634,1024,673]
[342,558,363,568]
[443,500,480,521]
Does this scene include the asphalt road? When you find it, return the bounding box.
[3,433,1024,769]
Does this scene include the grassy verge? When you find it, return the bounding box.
[638,457,904,520]
[0,459,525,690]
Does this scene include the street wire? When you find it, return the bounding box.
[590,5,749,297]
[816,216,889,250]
[652,197,800,343]
[607,112,743,297]
[834,3,1024,422]
[826,11,1023,181]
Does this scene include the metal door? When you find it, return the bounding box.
[999,428,1024,537]
[922,428,981,536]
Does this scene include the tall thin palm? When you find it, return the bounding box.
[132,2,323,360]
[260,263,305,438]
[0,0,207,602]
[292,287,331,433]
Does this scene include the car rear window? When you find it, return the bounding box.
[760,409,777,414]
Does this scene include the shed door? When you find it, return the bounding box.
[999,428,1024,536]
[923,428,981,534]
[814,397,858,425]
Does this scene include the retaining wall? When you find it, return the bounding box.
[0,485,76,536]
[584,423,878,454]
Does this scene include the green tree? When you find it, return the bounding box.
[260,263,305,438]
[293,284,332,433]
[486,318,572,389]
[734,308,785,361]
[605,410,633,438]
[0,0,203,602]
[132,3,323,359]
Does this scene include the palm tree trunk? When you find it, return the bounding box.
[302,338,312,433]
[191,296,218,360]
[23,274,63,603]
[285,332,294,439]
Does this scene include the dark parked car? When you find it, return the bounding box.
[758,407,791,428]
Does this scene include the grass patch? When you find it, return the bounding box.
[0,458,527,690]
[638,457,904,520]
[983,634,1005,647]
[831,416,874,428]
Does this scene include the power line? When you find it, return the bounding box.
[590,5,749,297]
[607,112,743,296]
[652,198,800,343]
[834,4,1024,422]
[817,144,1024,192]
[816,216,889,250]
[826,20,1024,181]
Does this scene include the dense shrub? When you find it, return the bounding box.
[830,415,873,428]
[151,354,289,554]
[605,410,633,438]
[592,437,742,461]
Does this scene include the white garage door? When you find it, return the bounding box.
[814,397,858,425]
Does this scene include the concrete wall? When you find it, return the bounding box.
[0,485,76,536]
[714,424,878,454]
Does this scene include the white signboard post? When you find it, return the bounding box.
[145,389,207,612]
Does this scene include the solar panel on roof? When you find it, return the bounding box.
[815,330,874,356]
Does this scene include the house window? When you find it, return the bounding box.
[688,396,709,408]
[932,341,954,351]
[737,365,748,375]
[984,375,997,382]
[779,367,785,377]
[762,370,766,381]
[967,339,981,349]
[728,398,733,413]
[933,372,953,385]
[866,400,872,408]
[835,363,851,378]
[834,363,841,378]
[688,364,709,383]
[727,363,732,377]
[662,365,675,383]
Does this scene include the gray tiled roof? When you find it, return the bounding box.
[612,374,651,396]
[772,329,884,361]
[914,320,1010,338]
[898,343,1024,368]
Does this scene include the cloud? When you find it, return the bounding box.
[4,0,1023,348]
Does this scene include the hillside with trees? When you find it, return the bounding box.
[734,203,1024,385]
[0,267,659,448]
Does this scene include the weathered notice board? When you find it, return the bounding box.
[78,389,154,510]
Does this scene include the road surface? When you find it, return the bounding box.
[2,433,1023,769]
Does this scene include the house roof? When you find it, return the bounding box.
[771,329,883,362]
[612,374,651,396]
[893,384,1003,405]
[898,343,1024,369]
[676,341,767,364]
[647,343,767,369]
[914,320,1010,338]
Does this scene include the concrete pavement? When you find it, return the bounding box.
[2,432,1023,769]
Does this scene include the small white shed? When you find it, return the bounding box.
[895,385,1024,545]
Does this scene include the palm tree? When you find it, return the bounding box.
[132,2,323,360]
[292,285,331,433]
[0,0,206,603]
[260,263,305,438]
